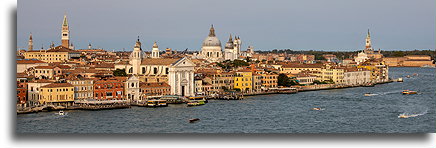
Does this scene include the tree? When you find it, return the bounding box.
[113,69,127,76]
[278,74,291,87]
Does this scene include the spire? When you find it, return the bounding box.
[29,32,33,40]
[208,24,216,37]
[62,14,68,27]
[228,34,233,42]
[367,29,370,38]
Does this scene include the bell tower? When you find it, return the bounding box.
[28,33,33,51]
[61,14,70,48]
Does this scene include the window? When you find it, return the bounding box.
[154,67,158,74]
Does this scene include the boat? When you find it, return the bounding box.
[412,73,418,76]
[187,96,207,106]
[145,100,168,107]
[58,110,65,115]
[189,118,200,123]
[406,75,411,78]
[311,107,322,111]
[364,93,375,96]
[397,78,403,82]
[398,113,419,119]
[402,90,417,95]
[363,83,375,87]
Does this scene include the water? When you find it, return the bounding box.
[17,67,436,133]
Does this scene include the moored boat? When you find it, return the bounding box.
[145,100,168,107]
[397,78,403,82]
[58,110,65,115]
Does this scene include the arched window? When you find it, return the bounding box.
[128,67,133,73]
[142,67,145,74]
[131,83,134,88]
[154,67,158,75]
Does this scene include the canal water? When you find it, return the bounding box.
[16,67,435,133]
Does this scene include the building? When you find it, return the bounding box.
[261,72,278,90]
[275,63,323,74]
[116,38,196,97]
[17,59,48,73]
[93,78,125,100]
[17,81,27,105]
[402,55,435,67]
[342,67,371,86]
[66,75,94,101]
[23,46,81,63]
[295,73,317,85]
[150,42,160,58]
[61,14,70,48]
[39,83,75,106]
[234,71,252,93]
[27,79,53,106]
[320,64,344,83]
[139,82,171,99]
[32,66,55,79]
[223,34,242,61]
[200,25,223,63]
[125,75,140,102]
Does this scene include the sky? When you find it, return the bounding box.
[17,0,435,51]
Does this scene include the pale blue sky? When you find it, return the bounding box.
[17,0,435,51]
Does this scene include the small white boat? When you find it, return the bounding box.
[397,78,403,82]
[58,110,65,115]
[311,107,322,111]
[364,93,374,96]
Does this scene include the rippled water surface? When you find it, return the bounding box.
[17,67,435,133]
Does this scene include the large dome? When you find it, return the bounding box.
[202,36,221,47]
[202,25,221,47]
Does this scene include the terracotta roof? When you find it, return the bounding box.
[17,59,46,64]
[139,82,170,88]
[41,83,74,88]
[46,46,78,53]
[55,65,72,69]
[30,79,55,83]
[34,66,55,69]
[141,58,180,65]
[16,73,29,78]
[281,63,323,68]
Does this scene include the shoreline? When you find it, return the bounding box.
[17,80,394,114]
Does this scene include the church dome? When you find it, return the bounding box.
[202,25,221,47]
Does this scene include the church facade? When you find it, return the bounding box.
[117,38,195,97]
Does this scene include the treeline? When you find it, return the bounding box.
[256,49,436,60]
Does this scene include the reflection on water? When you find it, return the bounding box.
[17,67,435,133]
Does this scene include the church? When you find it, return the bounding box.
[116,38,196,98]
[200,25,242,62]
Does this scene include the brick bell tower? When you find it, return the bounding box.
[61,14,70,48]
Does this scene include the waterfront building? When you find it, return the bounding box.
[275,62,323,74]
[234,70,253,93]
[382,57,407,67]
[93,78,125,100]
[342,67,371,86]
[17,81,27,105]
[252,74,262,93]
[320,64,344,83]
[66,75,94,100]
[402,55,435,67]
[260,72,278,90]
[139,82,171,99]
[39,83,75,106]
[17,59,48,73]
[295,73,317,85]
[116,39,196,97]
[200,25,223,63]
[357,60,389,83]
[27,79,53,106]
[125,75,141,102]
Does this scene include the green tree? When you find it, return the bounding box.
[113,69,127,76]
[278,74,291,87]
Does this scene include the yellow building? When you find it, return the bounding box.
[39,83,75,105]
[320,65,344,84]
[23,46,81,63]
[234,71,252,93]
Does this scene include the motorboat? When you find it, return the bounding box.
[406,75,411,78]
[58,110,65,115]
[312,107,322,111]
[397,78,403,82]
[189,118,200,123]
[402,90,417,95]
[364,93,375,96]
